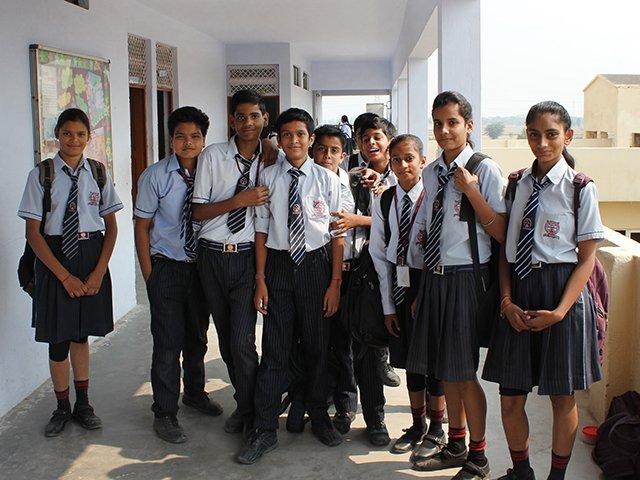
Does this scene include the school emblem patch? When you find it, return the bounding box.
[313,200,326,216]
[238,175,249,188]
[88,191,100,206]
[292,203,302,215]
[416,229,426,248]
[454,199,461,217]
[68,202,77,213]
[522,218,533,230]
[433,199,440,211]
[543,220,560,239]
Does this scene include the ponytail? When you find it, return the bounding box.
[562,147,575,169]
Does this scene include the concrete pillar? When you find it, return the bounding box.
[396,78,408,134]
[313,91,323,125]
[407,57,429,152]
[391,84,399,128]
[438,0,481,148]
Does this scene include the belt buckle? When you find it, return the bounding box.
[530,261,542,269]
[433,265,445,275]
[77,232,89,240]
[342,261,351,272]
[223,243,238,253]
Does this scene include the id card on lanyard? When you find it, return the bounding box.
[394,189,425,287]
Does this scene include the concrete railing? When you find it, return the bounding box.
[589,228,640,423]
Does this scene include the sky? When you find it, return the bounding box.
[323,0,640,122]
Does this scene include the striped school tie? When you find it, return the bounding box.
[288,168,306,266]
[180,169,197,260]
[61,166,80,260]
[514,177,550,279]
[392,194,413,306]
[227,154,254,234]
[423,164,458,270]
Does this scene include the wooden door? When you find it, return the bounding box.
[129,86,147,202]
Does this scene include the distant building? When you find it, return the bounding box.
[583,74,640,147]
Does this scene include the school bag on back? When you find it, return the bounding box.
[17,158,106,297]
[342,186,395,348]
[592,390,640,478]
[505,169,609,363]
[459,153,500,347]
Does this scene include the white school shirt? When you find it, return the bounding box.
[416,145,506,266]
[255,156,343,251]
[192,136,263,244]
[337,167,357,260]
[370,182,426,315]
[505,157,605,264]
[18,153,122,235]
[339,152,366,172]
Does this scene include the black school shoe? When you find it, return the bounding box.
[310,411,343,446]
[366,422,391,446]
[236,429,278,465]
[410,431,447,463]
[497,467,536,480]
[412,445,468,471]
[333,411,356,434]
[72,404,102,430]
[153,415,187,444]
[452,459,491,479]
[286,399,307,433]
[182,393,223,416]
[376,361,401,387]
[391,424,426,453]
[44,409,72,437]
[224,408,244,434]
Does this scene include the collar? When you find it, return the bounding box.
[395,180,424,204]
[227,135,262,161]
[53,152,90,175]
[282,156,313,176]
[523,157,567,185]
[338,167,350,187]
[435,144,474,172]
[165,153,181,173]
[357,152,367,167]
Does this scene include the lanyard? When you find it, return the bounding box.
[393,188,425,264]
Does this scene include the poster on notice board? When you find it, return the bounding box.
[29,44,113,176]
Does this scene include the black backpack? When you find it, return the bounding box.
[593,391,640,478]
[459,153,500,347]
[17,158,106,297]
[342,186,395,348]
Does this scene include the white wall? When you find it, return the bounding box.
[310,60,392,93]
[0,0,226,417]
[225,43,292,110]
[290,45,313,113]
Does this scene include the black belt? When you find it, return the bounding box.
[430,263,489,275]
[200,239,254,253]
[511,261,575,270]
[152,254,196,265]
[47,231,102,240]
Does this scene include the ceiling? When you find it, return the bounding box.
[135,0,408,61]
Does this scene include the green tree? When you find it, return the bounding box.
[485,122,505,139]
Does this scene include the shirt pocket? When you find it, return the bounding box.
[304,196,330,221]
[538,211,570,247]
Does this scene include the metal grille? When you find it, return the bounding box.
[128,34,146,86]
[227,64,279,96]
[156,43,174,90]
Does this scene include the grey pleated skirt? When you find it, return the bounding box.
[33,233,114,344]
[405,268,489,382]
[482,263,601,395]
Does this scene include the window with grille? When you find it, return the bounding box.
[227,64,279,96]
[64,0,89,9]
[303,72,309,90]
[156,43,175,90]
[128,34,147,86]
[293,65,301,87]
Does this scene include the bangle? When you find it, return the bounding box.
[331,277,342,282]
[61,273,71,283]
[481,212,497,227]
[255,273,266,280]
[500,296,512,311]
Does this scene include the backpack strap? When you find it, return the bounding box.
[505,168,527,202]
[572,172,593,236]
[37,158,54,235]
[86,158,107,206]
[380,186,396,247]
[459,152,489,301]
